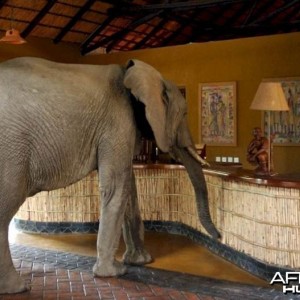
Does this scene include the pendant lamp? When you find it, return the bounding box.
[0,3,27,45]
[0,28,26,44]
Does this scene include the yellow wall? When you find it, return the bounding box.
[0,37,83,63]
[80,32,300,173]
[1,33,300,173]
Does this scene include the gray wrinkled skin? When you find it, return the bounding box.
[0,57,219,294]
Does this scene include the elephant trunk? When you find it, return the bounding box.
[174,146,221,239]
[186,146,209,166]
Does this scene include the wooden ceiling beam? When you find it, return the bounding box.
[105,9,165,53]
[241,0,272,25]
[80,14,116,52]
[82,9,164,55]
[224,1,254,27]
[0,0,7,10]
[79,0,135,50]
[281,1,300,23]
[242,0,258,26]
[53,0,96,44]
[192,20,300,43]
[131,0,247,49]
[132,16,169,50]
[131,0,170,50]
[249,0,299,25]
[210,1,254,40]
[22,0,56,38]
[111,0,246,13]
[160,11,197,47]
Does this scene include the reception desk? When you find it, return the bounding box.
[14,164,300,280]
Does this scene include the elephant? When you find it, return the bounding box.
[0,57,220,294]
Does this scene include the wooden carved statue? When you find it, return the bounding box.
[246,127,270,175]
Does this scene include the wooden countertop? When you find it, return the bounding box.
[133,162,300,188]
[133,163,185,170]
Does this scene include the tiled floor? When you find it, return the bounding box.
[8,224,267,285]
[1,223,292,299]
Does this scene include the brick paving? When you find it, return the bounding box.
[0,244,292,300]
[1,265,218,300]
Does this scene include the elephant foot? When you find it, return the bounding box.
[93,259,127,277]
[123,248,153,266]
[0,272,29,294]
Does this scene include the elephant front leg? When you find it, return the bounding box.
[93,168,131,277]
[122,172,152,265]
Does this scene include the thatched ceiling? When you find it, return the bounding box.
[0,0,299,55]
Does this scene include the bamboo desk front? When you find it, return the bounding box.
[15,164,300,270]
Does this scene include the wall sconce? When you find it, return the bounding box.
[250,81,289,175]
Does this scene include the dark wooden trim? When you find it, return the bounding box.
[53,0,97,44]
[80,14,116,54]
[249,0,300,25]
[82,9,164,55]
[111,0,246,13]
[131,15,168,50]
[160,10,199,47]
[0,0,7,10]
[22,0,56,38]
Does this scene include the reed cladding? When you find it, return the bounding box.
[15,166,300,268]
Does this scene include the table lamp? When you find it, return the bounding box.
[250,81,289,175]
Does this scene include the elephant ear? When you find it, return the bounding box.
[124,59,169,152]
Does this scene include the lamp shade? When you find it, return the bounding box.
[0,28,27,45]
[250,82,289,111]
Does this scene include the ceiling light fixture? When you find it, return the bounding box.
[0,28,26,44]
[0,4,27,45]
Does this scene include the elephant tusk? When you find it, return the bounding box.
[186,146,210,167]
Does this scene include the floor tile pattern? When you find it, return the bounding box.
[0,244,295,300]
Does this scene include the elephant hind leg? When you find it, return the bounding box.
[0,174,29,294]
[122,172,152,266]
[0,230,29,294]
[0,216,29,294]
